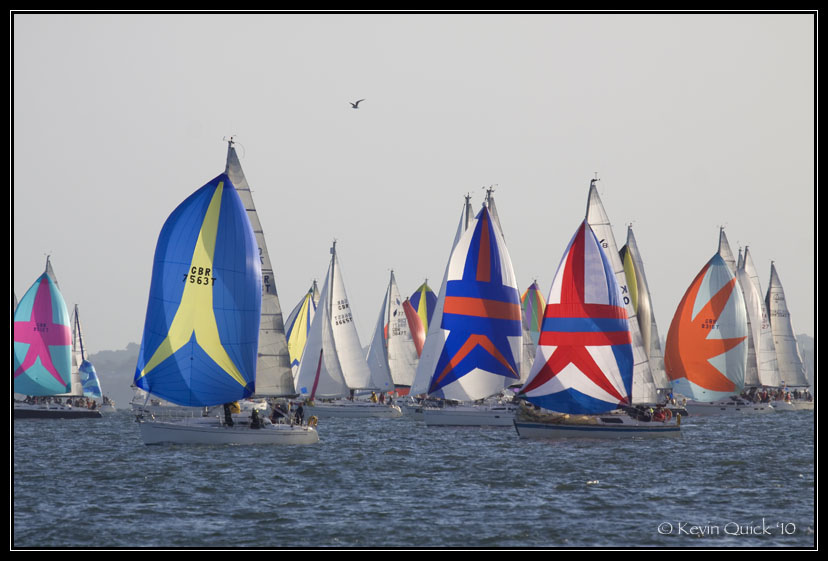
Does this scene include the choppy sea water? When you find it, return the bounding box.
[13,408,815,549]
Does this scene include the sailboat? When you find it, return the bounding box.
[735,247,782,395]
[619,225,678,411]
[405,281,436,358]
[133,145,318,445]
[71,304,116,413]
[765,261,813,411]
[416,199,522,427]
[13,258,102,419]
[294,242,402,418]
[664,232,763,416]
[521,281,546,347]
[514,220,680,439]
[365,271,419,396]
[285,280,319,377]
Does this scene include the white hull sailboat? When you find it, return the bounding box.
[423,401,516,427]
[683,398,774,416]
[771,399,813,412]
[766,261,814,412]
[294,242,401,418]
[132,143,317,446]
[14,258,103,420]
[365,270,419,397]
[304,400,402,418]
[139,415,319,445]
[665,230,750,418]
[413,194,524,428]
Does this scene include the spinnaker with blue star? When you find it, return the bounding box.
[133,172,262,407]
[417,202,522,402]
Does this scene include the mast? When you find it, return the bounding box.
[73,304,86,362]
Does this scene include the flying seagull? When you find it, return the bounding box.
[350,99,365,109]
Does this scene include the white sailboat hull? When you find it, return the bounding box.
[138,417,319,445]
[423,404,516,427]
[683,399,775,416]
[514,415,681,439]
[772,399,814,412]
[304,401,403,419]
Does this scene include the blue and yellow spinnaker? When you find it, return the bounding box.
[133,173,262,407]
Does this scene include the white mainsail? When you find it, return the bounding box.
[294,263,349,399]
[225,140,295,397]
[736,247,781,388]
[585,179,658,405]
[765,262,809,388]
[718,227,738,274]
[366,271,419,392]
[295,242,375,397]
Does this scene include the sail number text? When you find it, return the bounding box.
[334,299,353,326]
[183,266,216,286]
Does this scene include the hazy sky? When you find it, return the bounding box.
[13,12,815,357]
